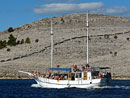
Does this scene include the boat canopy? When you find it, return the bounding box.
[90,67,111,69]
[49,68,71,71]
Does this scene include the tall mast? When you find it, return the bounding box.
[86,12,89,65]
[50,18,53,68]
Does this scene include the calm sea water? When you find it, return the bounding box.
[0,80,130,98]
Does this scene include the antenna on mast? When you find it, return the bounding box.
[50,18,53,68]
[86,11,89,66]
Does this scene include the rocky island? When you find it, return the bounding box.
[0,13,130,80]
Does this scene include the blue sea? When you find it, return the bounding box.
[0,80,130,98]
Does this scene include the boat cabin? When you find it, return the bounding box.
[45,66,111,81]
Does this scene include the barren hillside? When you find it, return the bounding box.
[0,13,130,79]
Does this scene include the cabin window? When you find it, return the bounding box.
[84,72,87,80]
[92,71,99,79]
[76,73,81,78]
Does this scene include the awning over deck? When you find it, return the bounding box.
[49,68,71,71]
[90,67,111,70]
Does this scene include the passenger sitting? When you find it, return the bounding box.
[45,74,49,78]
[52,75,55,79]
[102,72,106,78]
[49,76,52,79]
[55,75,60,80]
[64,75,67,80]
[73,65,77,72]
[98,73,102,78]
[60,75,63,80]
[86,64,89,68]
[48,72,51,77]
[71,75,75,80]
[42,74,46,78]
[71,65,74,72]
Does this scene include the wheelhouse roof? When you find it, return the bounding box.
[90,67,111,69]
[49,68,71,71]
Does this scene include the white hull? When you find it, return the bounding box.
[35,77,109,89]
[18,70,111,89]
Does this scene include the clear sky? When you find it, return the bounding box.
[0,0,130,31]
